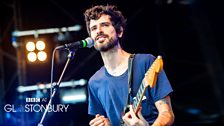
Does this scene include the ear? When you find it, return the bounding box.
[118,27,124,38]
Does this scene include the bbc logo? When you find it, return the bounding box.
[26,98,40,102]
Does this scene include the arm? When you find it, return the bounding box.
[152,95,175,126]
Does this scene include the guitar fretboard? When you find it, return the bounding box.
[133,82,146,112]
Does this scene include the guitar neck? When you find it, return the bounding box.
[132,82,148,114]
[132,72,157,114]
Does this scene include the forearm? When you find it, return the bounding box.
[152,110,174,126]
[152,96,175,126]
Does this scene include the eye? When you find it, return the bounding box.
[90,26,97,31]
[101,22,110,27]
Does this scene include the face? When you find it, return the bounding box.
[89,14,123,52]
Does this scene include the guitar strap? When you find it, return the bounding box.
[127,54,135,106]
[120,54,135,126]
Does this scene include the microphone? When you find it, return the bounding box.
[56,37,94,50]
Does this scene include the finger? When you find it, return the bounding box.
[122,111,131,126]
[93,116,106,125]
[137,107,144,120]
[89,115,103,125]
[98,122,105,126]
[104,118,111,126]
[92,119,104,126]
[89,117,97,125]
[129,105,138,120]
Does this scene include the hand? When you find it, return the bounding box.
[89,114,111,126]
[122,105,149,126]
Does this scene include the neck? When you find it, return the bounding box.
[100,44,131,76]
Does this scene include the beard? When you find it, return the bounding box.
[94,36,119,52]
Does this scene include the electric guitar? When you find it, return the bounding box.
[120,56,163,125]
[131,55,164,114]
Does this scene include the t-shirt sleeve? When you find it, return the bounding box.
[151,69,173,102]
[88,80,106,116]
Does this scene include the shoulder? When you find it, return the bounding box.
[134,53,156,65]
[135,53,155,60]
[88,66,105,85]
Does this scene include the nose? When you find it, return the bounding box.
[96,26,103,34]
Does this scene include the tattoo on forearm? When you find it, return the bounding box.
[161,110,169,116]
[158,98,169,106]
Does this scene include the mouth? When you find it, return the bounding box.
[96,35,106,40]
[96,35,107,42]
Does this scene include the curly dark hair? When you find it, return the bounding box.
[84,5,127,36]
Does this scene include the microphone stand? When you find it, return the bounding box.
[38,49,75,126]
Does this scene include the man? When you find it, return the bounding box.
[84,4,174,126]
